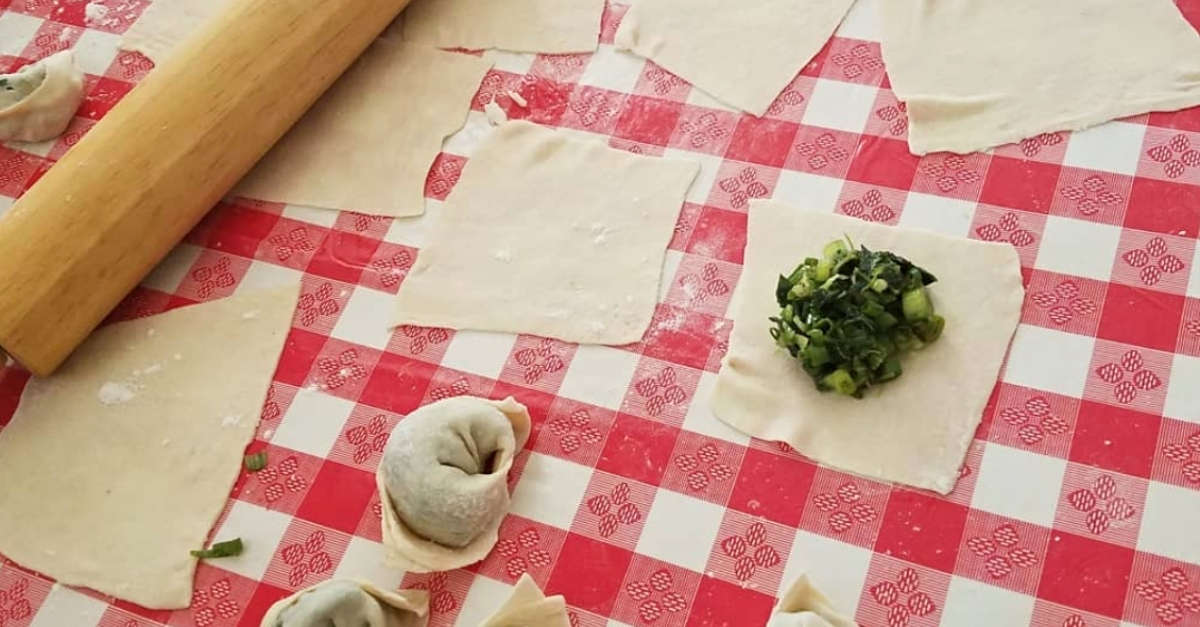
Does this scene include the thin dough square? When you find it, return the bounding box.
[714,202,1024,494]
[880,0,1200,155]
[234,42,491,217]
[392,121,698,345]
[0,285,300,609]
[400,0,605,54]
[615,0,856,116]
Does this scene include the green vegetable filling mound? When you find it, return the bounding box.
[769,238,945,398]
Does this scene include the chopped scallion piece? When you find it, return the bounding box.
[191,538,243,559]
[244,451,268,472]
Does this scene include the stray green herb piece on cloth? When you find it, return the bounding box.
[770,239,945,397]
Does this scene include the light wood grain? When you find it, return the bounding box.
[0,0,413,376]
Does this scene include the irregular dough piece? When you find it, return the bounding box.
[880,0,1200,155]
[0,284,300,609]
[0,51,85,143]
[119,0,227,63]
[400,0,604,53]
[714,202,1023,494]
[615,0,855,115]
[260,579,429,627]
[392,121,698,345]
[768,574,857,627]
[377,396,531,572]
[480,574,570,627]
[234,41,490,217]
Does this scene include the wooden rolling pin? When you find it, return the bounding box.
[0,0,413,376]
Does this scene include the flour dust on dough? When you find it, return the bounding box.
[392,120,698,345]
[768,574,858,627]
[714,202,1024,495]
[880,0,1200,155]
[615,0,855,116]
[378,396,531,573]
[234,41,491,217]
[118,0,228,63]
[400,0,604,54]
[260,579,429,627]
[0,51,85,143]
[0,284,300,609]
[478,574,570,627]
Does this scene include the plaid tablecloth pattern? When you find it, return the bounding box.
[3,1,1200,626]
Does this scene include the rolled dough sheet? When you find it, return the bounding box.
[880,0,1200,155]
[118,0,226,63]
[0,284,300,609]
[400,0,605,54]
[234,41,491,217]
[392,120,698,345]
[614,0,855,116]
[768,573,856,627]
[714,202,1024,494]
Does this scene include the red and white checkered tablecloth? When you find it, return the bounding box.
[4,1,1200,625]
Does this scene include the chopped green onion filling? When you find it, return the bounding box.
[244,451,268,473]
[769,237,946,398]
[191,538,243,559]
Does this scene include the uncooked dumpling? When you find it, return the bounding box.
[767,574,857,627]
[480,574,570,627]
[260,579,429,627]
[0,51,85,143]
[377,396,531,572]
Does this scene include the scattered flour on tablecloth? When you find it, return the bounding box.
[97,382,137,406]
[484,99,507,125]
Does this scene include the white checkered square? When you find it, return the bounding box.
[0,12,40,56]
[334,536,405,590]
[1036,215,1121,281]
[940,576,1035,627]
[141,243,202,293]
[440,330,518,380]
[511,452,594,529]
[485,49,535,75]
[636,489,724,573]
[29,585,106,627]
[332,287,395,350]
[1003,325,1096,398]
[72,27,120,77]
[836,0,882,41]
[239,260,304,290]
[663,149,722,204]
[559,344,641,410]
[785,531,873,617]
[801,80,878,133]
[1063,121,1147,176]
[1163,353,1200,425]
[272,388,357,458]
[578,45,645,94]
[772,170,845,213]
[213,501,293,581]
[898,192,976,238]
[443,111,496,158]
[972,443,1066,528]
[456,576,515,627]
[1138,481,1200,563]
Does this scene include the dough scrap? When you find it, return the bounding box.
[0,51,85,143]
[614,0,855,115]
[118,0,226,63]
[399,0,604,54]
[768,574,857,627]
[234,41,491,217]
[479,574,570,627]
[0,284,300,609]
[392,120,698,345]
[714,202,1023,494]
[377,396,531,573]
[880,0,1200,155]
[260,579,429,627]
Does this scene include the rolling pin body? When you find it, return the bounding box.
[0,0,412,375]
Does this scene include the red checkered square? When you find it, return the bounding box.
[0,147,46,197]
[820,38,885,86]
[1023,270,1107,337]
[725,115,800,168]
[560,85,627,135]
[326,405,398,471]
[660,431,744,507]
[943,440,985,508]
[1178,298,1200,357]
[633,62,691,102]
[799,467,890,550]
[294,461,375,535]
[1111,230,1193,295]
[165,565,257,627]
[0,566,50,626]
[875,488,970,574]
[1029,600,1120,627]
[987,385,1081,460]
[1070,401,1163,480]
[530,53,590,83]
[362,243,417,297]
[109,49,154,82]
[0,367,29,429]
[1084,342,1172,414]
[423,152,466,202]
[705,511,792,595]
[667,106,737,156]
[571,471,655,549]
[955,511,1051,596]
[785,125,857,178]
[262,521,349,592]
[620,358,702,426]
[1038,531,1136,619]
[330,210,390,239]
[863,89,909,140]
[104,286,172,323]
[662,254,738,318]
[473,69,521,110]
[358,352,436,415]
[970,206,1046,269]
[255,219,327,270]
[305,231,381,286]
[599,2,628,44]
[846,136,920,191]
[685,576,775,627]
[1125,554,1200,627]
[272,329,327,390]
[857,556,950,627]
[256,383,297,440]
[1049,167,1131,226]
[1139,127,1200,185]
[198,202,283,257]
[1054,465,1147,549]
[354,490,385,543]
[20,20,81,58]
[477,516,568,587]
[79,75,134,119]
[532,397,615,467]
[596,413,680,486]
[510,74,574,127]
[705,317,731,374]
[670,201,703,252]
[608,136,665,156]
[175,252,251,302]
[419,367,497,407]
[546,533,634,617]
[913,151,990,202]
[635,305,720,373]
[994,131,1070,164]
[1152,418,1200,492]
[302,339,381,402]
[836,181,906,225]
[498,336,576,393]
[761,74,816,123]
[401,570,474,627]
[706,161,779,213]
[612,95,685,147]
[611,556,701,627]
[235,445,321,515]
[1126,176,1200,237]
[289,277,352,335]
[1097,282,1185,352]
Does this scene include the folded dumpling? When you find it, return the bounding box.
[0,51,85,143]
[480,574,570,627]
[768,574,857,627]
[260,579,429,627]
[377,395,532,572]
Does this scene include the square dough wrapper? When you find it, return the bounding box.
[234,41,491,217]
[392,120,698,345]
[615,0,855,116]
[880,0,1200,155]
[0,285,300,609]
[714,203,1024,494]
[399,0,605,54]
